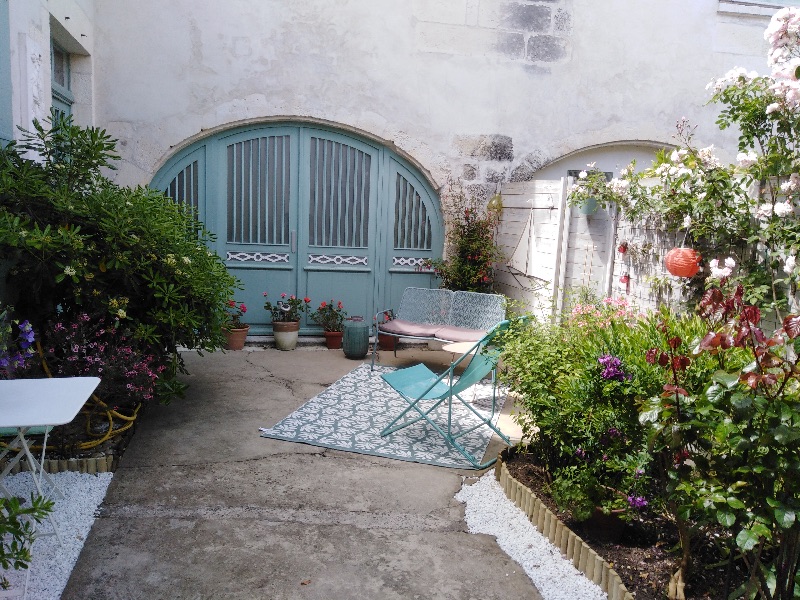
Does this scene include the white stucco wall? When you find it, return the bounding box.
[6,0,93,133]
[85,0,775,191]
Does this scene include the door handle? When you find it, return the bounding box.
[290,230,296,253]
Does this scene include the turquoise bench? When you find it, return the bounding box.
[371,287,506,367]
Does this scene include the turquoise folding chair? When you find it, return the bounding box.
[379,320,511,469]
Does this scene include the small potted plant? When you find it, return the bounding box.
[310,300,347,349]
[222,300,249,350]
[375,309,397,351]
[263,292,310,351]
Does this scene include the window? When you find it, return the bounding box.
[51,40,73,117]
[0,2,12,144]
[718,1,787,17]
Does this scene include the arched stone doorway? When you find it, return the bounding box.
[151,122,443,334]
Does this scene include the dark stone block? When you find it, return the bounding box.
[554,8,572,33]
[526,35,567,62]
[510,163,536,182]
[485,168,507,183]
[500,3,551,32]
[462,164,478,180]
[522,149,551,171]
[455,134,514,161]
[484,135,514,161]
[495,32,525,59]
[465,183,494,202]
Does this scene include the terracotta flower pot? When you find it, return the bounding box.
[323,331,343,349]
[272,320,300,351]
[378,333,397,351]
[665,247,701,278]
[223,325,250,351]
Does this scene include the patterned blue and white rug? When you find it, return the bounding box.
[259,363,507,469]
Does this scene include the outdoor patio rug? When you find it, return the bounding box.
[258,363,507,469]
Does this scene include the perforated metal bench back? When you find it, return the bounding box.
[450,291,506,330]
[396,287,452,325]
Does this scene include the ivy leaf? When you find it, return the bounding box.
[772,424,800,444]
[639,405,660,424]
[736,527,762,551]
[712,370,740,390]
[727,497,746,510]
[783,314,800,339]
[731,393,753,410]
[717,510,736,527]
[774,507,796,529]
[742,305,761,325]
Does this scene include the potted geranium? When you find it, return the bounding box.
[222,300,249,350]
[310,300,347,349]
[263,292,310,351]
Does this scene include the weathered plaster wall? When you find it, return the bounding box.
[88,0,774,191]
[6,0,93,133]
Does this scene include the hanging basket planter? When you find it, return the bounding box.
[665,247,701,278]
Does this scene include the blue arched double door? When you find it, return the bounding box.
[151,123,443,334]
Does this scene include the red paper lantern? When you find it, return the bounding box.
[665,247,701,278]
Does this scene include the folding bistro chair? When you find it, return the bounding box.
[379,320,511,469]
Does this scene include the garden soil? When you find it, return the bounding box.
[504,452,748,600]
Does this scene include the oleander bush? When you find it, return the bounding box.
[0,113,238,401]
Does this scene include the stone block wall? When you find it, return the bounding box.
[413,0,571,65]
[413,1,572,194]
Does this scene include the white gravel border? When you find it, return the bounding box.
[455,471,606,600]
[1,471,113,599]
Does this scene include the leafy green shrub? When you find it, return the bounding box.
[502,295,661,520]
[1,494,54,590]
[642,284,800,598]
[0,113,238,400]
[505,283,800,595]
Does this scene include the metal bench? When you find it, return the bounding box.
[371,287,506,368]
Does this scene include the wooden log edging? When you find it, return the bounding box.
[0,454,117,476]
[494,452,634,600]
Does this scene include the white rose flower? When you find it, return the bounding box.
[578,171,587,179]
[785,254,797,275]
[756,203,774,220]
[736,150,759,167]
[775,201,794,217]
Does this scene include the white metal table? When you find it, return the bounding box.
[0,377,100,528]
[0,377,99,599]
[441,341,480,356]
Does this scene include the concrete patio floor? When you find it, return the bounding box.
[61,343,542,600]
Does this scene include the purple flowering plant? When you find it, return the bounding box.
[0,305,36,378]
[41,311,165,406]
[598,354,631,381]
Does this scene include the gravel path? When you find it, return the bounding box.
[1,471,113,599]
[455,471,607,600]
